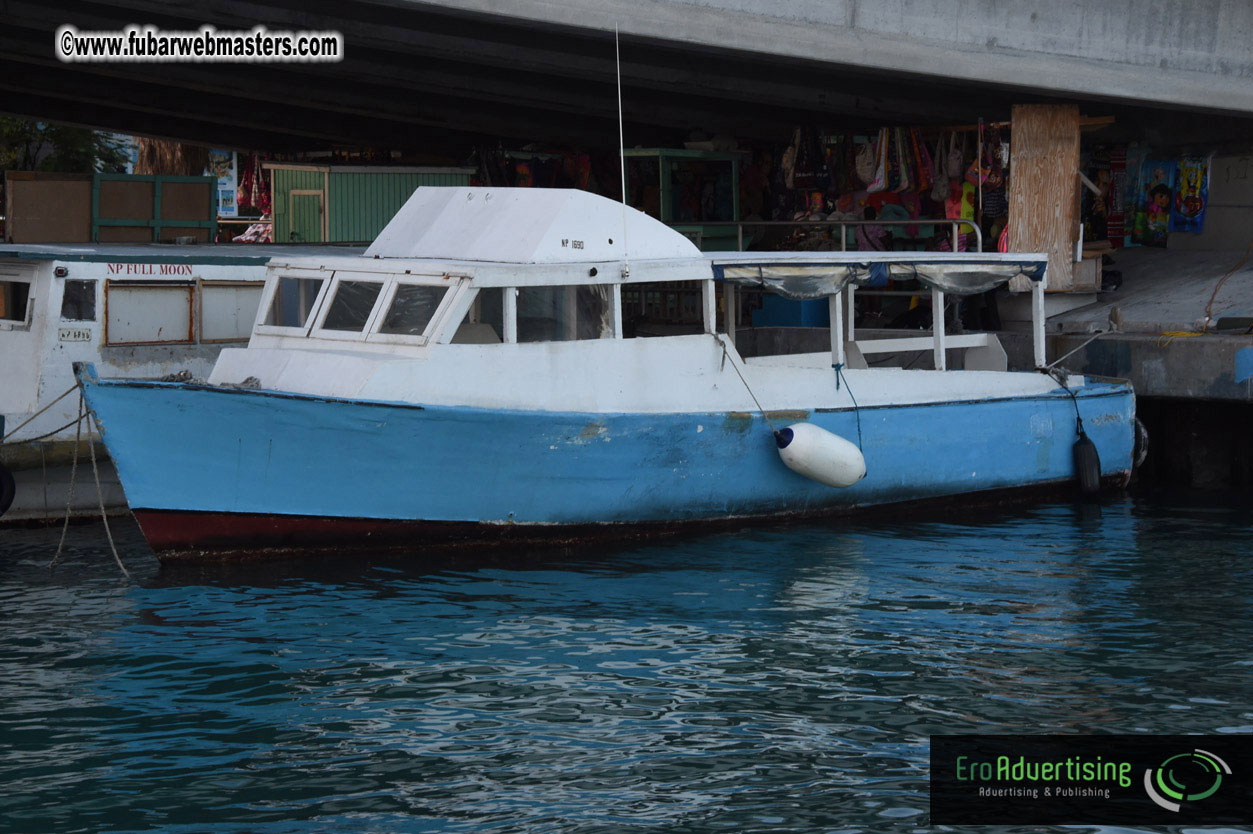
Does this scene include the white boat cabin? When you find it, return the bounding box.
[0,244,360,444]
[210,188,1064,415]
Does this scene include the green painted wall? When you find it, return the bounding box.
[270,167,473,244]
[289,193,323,243]
[270,169,325,244]
[329,171,470,242]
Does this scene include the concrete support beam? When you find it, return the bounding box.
[411,0,1253,116]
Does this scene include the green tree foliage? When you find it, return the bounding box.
[0,118,128,173]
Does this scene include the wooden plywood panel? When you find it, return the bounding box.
[1007,104,1080,292]
[160,181,213,221]
[3,172,92,242]
[99,179,154,220]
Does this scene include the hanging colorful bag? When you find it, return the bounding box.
[965,151,988,186]
[946,132,964,179]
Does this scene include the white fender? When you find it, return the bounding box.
[774,422,866,488]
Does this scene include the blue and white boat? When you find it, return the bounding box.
[78,187,1136,559]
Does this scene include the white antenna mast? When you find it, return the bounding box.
[615,25,630,276]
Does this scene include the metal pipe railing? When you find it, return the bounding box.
[691,218,984,255]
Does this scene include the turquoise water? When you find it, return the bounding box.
[2,492,1252,833]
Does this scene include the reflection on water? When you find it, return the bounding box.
[1,491,1251,833]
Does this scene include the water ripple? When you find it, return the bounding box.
[1,491,1251,833]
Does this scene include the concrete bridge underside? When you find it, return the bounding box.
[3,0,1253,151]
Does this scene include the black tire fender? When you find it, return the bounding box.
[1133,417,1150,470]
[0,462,15,518]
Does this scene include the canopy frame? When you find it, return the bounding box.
[708,253,1049,372]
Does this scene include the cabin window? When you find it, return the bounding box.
[620,281,707,337]
[379,284,448,336]
[517,285,612,342]
[105,281,195,345]
[0,280,32,324]
[264,276,325,328]
[322,280,383,332]
[60,280,97,321]
[201,281,264,342]
[452,288,504,343]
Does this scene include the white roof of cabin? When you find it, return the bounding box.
[365,187,701,264]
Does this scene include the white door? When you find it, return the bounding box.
[0,262,44,420]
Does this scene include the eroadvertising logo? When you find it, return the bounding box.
[1143,748,1231,811]
[930,735,1252,824]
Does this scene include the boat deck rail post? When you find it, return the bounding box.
[829,292,845,369]
[723,283,737,348]
[610,283,624,339]
[701,279,717,334]
[932,287,947,371]
[502,287,518,343]
[1033,266,1048,368]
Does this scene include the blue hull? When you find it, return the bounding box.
[80,370,1135,556]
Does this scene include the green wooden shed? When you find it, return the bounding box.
[266,164,475,244]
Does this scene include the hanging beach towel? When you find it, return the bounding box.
[884,129,900,192]
[781,132,798,190]
[793,126,819,190]
[931,135,949,201]
[841,132,859,191]
[865,129,888,193]
[854,134,876,186]
[894,128,911,192]
[912,128,932,192]
[911,128,932,194]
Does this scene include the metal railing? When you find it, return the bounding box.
[680,218,983,255]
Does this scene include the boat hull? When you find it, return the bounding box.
[131,472,1130,561]
[81,375,1136,560]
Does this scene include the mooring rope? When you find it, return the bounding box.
[48,393,84,570]
[831,363,864,451]
[1043,366,1085,436]
[717,335,778,433]
[86,409,128,578]
[20,415,92,446]
[47,389,128,578]
[1046,330,1108,370]
[1,384,79,443]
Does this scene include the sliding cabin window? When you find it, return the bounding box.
[365,275,460,346]
[60,280,97,322]
[104,281,195,345]
[516,285,613,343]
[262,275,327,332]
[201,281,264,342]
[305,274,388,344]
[0,279,32,327]
[321,280,383,332]
[379,284,448,337]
